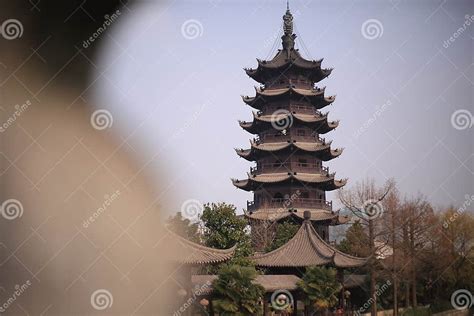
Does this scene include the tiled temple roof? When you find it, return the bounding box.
[239,111,338,134]
[232,172,347,191]
[235,141,342,161]
[244,51,333,84]
[191,274,302,294]
[242,86,335,109]
[162,230,236,265]
[252,212,367,268]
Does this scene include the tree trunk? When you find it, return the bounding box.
[411,267,417,308]
[392,275,398,316]
[390,203,398,316]
[369,219,377,316]
[405,282,410,308]
[409,220,417,309]
[209,299,215,316]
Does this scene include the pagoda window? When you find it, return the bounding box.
[273,192,284,201]
[298,158,308,167]
[300,191,309,199]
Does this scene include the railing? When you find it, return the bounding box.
[250,163,328,175]
[257,133,325,143]
[255,131,326,143]
[247,198,332,212]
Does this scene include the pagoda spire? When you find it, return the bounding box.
[282,1,296,54]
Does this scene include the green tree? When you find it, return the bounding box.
[165,212,200,242]
[212,265,265,315]
[200,202,252,259]
[266,221,299,252]
[298,266,342,314]
[337,220,370,257]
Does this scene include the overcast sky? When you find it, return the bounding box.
[93,0,473,217]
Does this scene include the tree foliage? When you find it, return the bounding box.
[298,266,342,311]
[337,220,370,258]
[200,202,252,259]
[266,221,299,252]
[212,264,265,315]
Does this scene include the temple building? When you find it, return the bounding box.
[232,4,349,251]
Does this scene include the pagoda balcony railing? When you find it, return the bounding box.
[250,163,329,175]
[255,134,326,144]
[257,108,323,117]
[247,198,332,212]
[289,105,322,116]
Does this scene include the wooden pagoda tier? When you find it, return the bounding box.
[235,140,343,161]
[242,86,335,110]
[252,211,367,268]
[239,110,339,134]
[232,172,346,192]
[232,5,347,250]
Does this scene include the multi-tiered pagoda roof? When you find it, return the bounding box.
[232,5,346,243]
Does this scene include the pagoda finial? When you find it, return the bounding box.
[281,1,296,54]
[282,4,293,35]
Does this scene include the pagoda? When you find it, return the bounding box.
[232,4,348,251]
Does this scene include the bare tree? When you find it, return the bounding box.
[381,186,402,316]
[338,178,394,316]
[398,195,436,309]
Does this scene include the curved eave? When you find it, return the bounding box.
[242,91,335,110]
[256,86,325,98]
[231,173,347,192]
[239,113,339,135]
[165,230,237,265]
[235,143,343,162]
[244,51,333,83]
[245,209,338,222]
